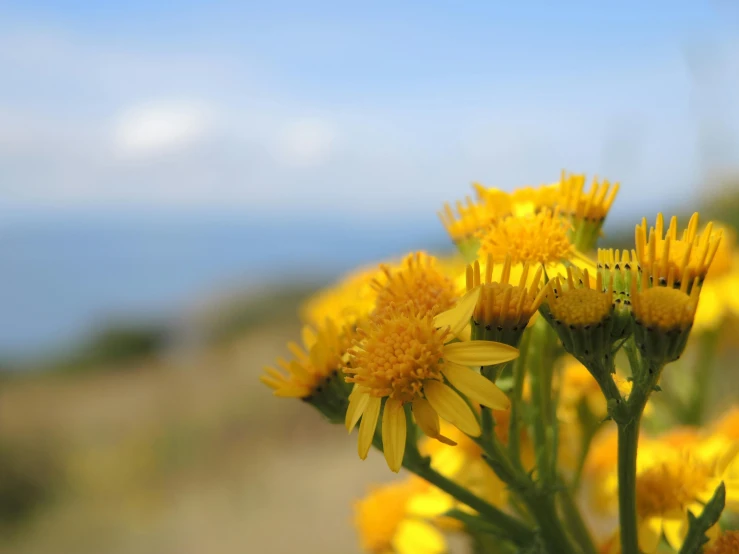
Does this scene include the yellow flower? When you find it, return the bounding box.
[438,195,495,243]
[301,263,393,329]
[444,254,545,346]
[344,303,518,472]
[634,450,719,552]
[558,171,620,224]
[631,262,701,363]
[261,318,350,399]
[635,212,722,288]
[705,530,739,554]
[693,224,739,331]
[478,207,588,267]
[354,478,449,554]
[372,252,458,320]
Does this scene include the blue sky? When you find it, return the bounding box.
[1,1,738,222]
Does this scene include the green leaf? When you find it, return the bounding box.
[678,482,726,554]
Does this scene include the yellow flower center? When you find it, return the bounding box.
[373,252,457,319]
[354,480,422,553]
[346,308,448,403]
[549,287,612,327]
[636,455,712,517]
[632,287,697,331]
[705,531,739,554]
[478,209,573,266]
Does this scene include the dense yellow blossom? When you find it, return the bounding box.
[371,252,458,320]
[344,302,517,471]
[261,318,351,398]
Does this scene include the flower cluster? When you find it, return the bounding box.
[262,172,737,554]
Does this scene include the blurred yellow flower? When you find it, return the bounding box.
[477,208,583,267]
[705,530,739,554]
[635,212,722,288]
[371,252,458,320]
[693,225,739,331]
[354,478,449,554]
[301,263,392,329]
[261,318,350,398]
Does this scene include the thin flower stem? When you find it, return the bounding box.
[412,463,534,546]
[617,416,641,554]
[508,328,531,468]
[559,480,599,554]
[683,329,719,425]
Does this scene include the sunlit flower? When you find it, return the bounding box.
[634,212,722,289]
[438,195,501,260]
[261,318,351,399]
[372,252,459,320]
[344,302,518,471]
[354,478,449,554]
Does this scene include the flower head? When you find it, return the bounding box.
[635,213,722,289]
[478,208,577,267]
[543,267,616,361]
[354,478,447,554]
[559,172,619,224]
[261,319,350,399]
[372,252,458,320]
[454,254,545,346]
[635,451,716,552]
[705,530,739,554]
[344,303,517,471]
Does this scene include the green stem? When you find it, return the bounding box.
[617,415,641,554]
[528,320,555,484]
[412,462,534,546]
[559,482,599,554]
[523,495,577,554]
[683,329,719,425]
[509,328,531,468]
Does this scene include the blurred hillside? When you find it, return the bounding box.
[0,298,394,554]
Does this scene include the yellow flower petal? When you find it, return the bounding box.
[358,396,381,460]
[412,398,457,446]
[443,340,519,366]
[423,380,481,437]
[383,399,407,472]
[638,516,663,553]
[346,386,370,431]
[442,362,510,410]
[393,519,446,554]
[662,516,688,550]
[434,286,481,338]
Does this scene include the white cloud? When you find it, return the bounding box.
[272,117,337,167]
[112,101,215,159]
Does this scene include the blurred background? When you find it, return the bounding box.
[1,2,739,553]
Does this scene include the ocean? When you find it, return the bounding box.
[0,212,447,359]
